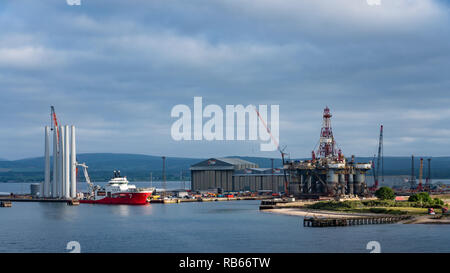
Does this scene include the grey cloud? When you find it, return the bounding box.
[0,0,449,160]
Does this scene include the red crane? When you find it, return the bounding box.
[50,106,60,145]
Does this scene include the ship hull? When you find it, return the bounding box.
[80,192,151,205]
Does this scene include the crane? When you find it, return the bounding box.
[418,158,424,192]
[279,145,289,195]
[370,125,383,191]
[253,106,289,195]
[50,106,60,145]
[410,155,417,190]
[425,158,432,192]
[76,162,95,198]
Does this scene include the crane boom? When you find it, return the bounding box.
[375,125,383,189]
[370,125,383,191]
[50,106,60,146]
[254,106,289,195]
[76,162,94,197]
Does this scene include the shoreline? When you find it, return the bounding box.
[263,208,450,224]
[263,208,384,218]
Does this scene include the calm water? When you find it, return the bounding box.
[1,183,450,253]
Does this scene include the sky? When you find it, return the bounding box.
[0,0,449,160]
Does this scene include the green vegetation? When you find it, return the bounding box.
[408,192,445,208]
[409,192,432,203]
[306,201,412,215]
[367,208,407,215]
[375,186,395,200]
[306,197,447,215]
[308,201,358,210]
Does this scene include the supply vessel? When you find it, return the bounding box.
[80,170,154,205]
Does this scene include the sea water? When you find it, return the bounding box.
[1,182,449,253]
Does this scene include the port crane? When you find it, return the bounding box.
[279,145,289,195]
[409,155,417,190]
[253,106,290,195]
[370,125,383,192]
[417,158,424,192]
[425,158,432,192]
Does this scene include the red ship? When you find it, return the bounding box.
[80,171,154,205]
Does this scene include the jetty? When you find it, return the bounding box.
[0,196,71,203]
[0,201,12,207]
[303,215,411,227]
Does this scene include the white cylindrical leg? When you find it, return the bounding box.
[52,127,58,198]
[65,125,70,198]
[44,126,50,197]
[70,126,77,198]
[59,126,65,198]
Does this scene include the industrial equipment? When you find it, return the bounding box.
[369,125,383,192]
[418,158,424,192]
[75,162,95,197]
[284,107,372,197]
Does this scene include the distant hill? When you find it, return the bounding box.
[0,153,449,182]
[0,153,202,182]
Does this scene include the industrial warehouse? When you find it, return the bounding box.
[190,158,286,193]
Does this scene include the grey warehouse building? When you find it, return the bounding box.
[190,158,287,192]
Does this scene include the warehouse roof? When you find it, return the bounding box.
[234,167,284,176]
[217,157,256,166]
[190,157,258,171]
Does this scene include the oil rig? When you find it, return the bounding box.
[284,107,372,198]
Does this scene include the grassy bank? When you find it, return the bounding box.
[305,200,445,215]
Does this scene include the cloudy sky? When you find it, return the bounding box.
[0,0,449,160]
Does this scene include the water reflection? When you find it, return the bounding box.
[140,205,154,216]
[38,202,79,222]
[107,204,153,217]
[111,205,130,217]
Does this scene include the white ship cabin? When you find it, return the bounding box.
[95,170,137,198]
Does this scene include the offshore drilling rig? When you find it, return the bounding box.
[284,107,372,198]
